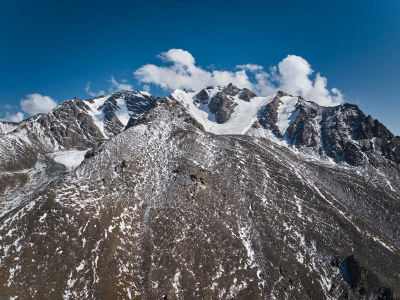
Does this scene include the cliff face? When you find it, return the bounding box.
[0,88,399,299]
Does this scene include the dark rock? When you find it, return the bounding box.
[194,89,209,104]
[340,255,365,290]
[222,83,241,96]
[239,88,257,102]
[344,142,364,165]
[258,91,290,137]
[115,160,128,173]
[377,287,393,300]
[208,92,237,124]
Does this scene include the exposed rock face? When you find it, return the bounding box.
[257,91,289,136]
[43,99,105,148]
[208,92,238,123]
[0,87,399,299]
[239,88,257,102]
[97,91,157,135]
[203,83,247,124]
[222,83,241,96]
[194,89,209,104]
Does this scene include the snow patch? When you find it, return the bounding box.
[276,96,300,135]
[115,98,130,126]
[46,149,88,171]
[85,96,108,138]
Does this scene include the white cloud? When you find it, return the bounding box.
[20,94,57,115]
[85,81,105,97]
[236,64,264,72]
[142,84,151,92]
[159,48,196,66]
[109,76,133,91]
[134,49,344,106]
[1,112,24,122]
[277,55,343,106]
[134,48,255,91]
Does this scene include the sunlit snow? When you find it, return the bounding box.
[46,149,88,171]
[276,95,300,136]
[171,87,273,135]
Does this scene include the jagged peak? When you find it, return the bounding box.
[172,83,257,101]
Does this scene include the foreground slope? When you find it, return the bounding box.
[0,95,399,299]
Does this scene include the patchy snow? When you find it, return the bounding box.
[39,213,47,223]
[140,91,152,97]
[276,96,300,136]
[171,87,273,135]
[172,270,181,296]
[46,149,88,171]
[76,261,85,272]
[238,223,257,268]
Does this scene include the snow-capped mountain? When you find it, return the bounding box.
[0,85,399,299]
[172,86,400,167]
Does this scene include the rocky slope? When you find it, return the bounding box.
[0,86,399,299]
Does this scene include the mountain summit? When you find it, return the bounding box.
[0,85,399,299]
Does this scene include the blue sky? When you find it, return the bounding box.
[1,0,399,134]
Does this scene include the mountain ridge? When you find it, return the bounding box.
[0,84,399,299]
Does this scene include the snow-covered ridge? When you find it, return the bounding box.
[171,86,273,135]
[0,121,19,134]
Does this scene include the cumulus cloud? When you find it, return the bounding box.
[277,55,343,106]
[109,76,133,91]
[20,94,57,115]
[134,49,344,106]
[1,112,24,122]
[85,81,106,97]
[134,49,255,91]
